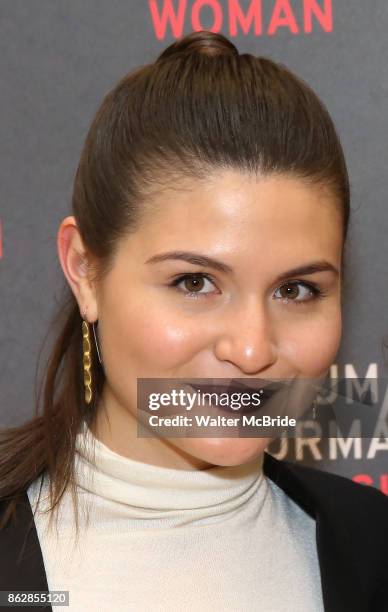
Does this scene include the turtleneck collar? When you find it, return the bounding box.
[73,420,267,527]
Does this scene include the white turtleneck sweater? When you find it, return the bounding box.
[27,421,324,611]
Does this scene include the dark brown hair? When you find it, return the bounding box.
[0,30,350,534]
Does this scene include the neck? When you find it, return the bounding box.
[91,386,220,470]
[74,420,266,528]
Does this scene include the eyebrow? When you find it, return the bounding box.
[145,250,339,281]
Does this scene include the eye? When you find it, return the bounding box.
[170,273,217,297]
[274,281,324,304]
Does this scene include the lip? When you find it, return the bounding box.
[228,378,286,393]
[184,380,285,414]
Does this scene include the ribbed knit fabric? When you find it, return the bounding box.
[27,421,324,611]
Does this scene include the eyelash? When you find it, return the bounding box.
[168,272,328,305]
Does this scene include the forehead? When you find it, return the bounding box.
[122,170,343,260]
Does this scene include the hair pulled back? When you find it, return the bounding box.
[0,30,350,534]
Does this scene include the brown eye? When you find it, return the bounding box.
[170,273,216,297]
[274,281,320,304]
[183,275,205,292]
[278,283,300,300]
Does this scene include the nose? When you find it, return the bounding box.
[213,297,277,375]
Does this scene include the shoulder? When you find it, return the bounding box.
[0,474,48,537]
[289,456,387,502]
[277,458,388,608]
[264,449,388,607]
[0,488,32,532]
[263,451,388,526]
[0,487,52,592]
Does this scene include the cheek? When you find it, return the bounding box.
[108,299,205,372]
[281,309,342,377]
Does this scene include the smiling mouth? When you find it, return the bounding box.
[184,380,285,414]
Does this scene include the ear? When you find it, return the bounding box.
[57,216,98,322]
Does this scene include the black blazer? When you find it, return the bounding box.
[0,452,387,612]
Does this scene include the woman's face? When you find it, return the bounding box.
[60,170,343,469]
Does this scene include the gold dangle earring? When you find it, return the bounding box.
[82,308,93,405]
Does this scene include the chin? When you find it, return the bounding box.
[181,437,271,468]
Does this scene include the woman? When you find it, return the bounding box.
[0,30,387,612]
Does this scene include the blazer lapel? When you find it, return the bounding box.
[0,492,52,611]
[263,451,369,612]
